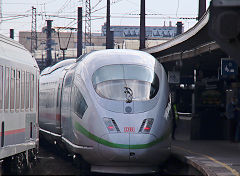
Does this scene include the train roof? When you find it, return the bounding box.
[0,34,38,69]
[80,49,159,72]
[41,58,76,75]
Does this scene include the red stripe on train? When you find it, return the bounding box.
[0,128,26,136]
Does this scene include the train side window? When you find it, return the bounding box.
[4,67,9,111]
[10,68,15,111]
[64,73,73,87]
[73,86,88,119]
[25,72,29,110]
[0,66,3,110]
[16,70,20,110]
[21,71,25,110]
[30,74,34,111]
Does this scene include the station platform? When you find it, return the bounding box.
[172,140,240,176]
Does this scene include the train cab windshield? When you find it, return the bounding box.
[92,64,159,101]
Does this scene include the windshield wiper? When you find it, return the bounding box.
[124,87,133,103]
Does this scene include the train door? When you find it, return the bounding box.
[55,79,63,135]
[61,71,74,139]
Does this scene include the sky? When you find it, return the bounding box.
[0,0,212,41]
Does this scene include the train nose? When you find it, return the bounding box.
[129,133,162,163]
[98,133,162,163]
[99,133,130,162]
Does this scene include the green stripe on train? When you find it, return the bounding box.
[74,122,171,149]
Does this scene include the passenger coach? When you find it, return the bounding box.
[0,34,39,174]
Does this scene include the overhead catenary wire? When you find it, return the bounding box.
[91,0,124,14]
[1,12,196,24]
[1,15,30,22]
[1,0,200,42]
[176,0,180,17]
[92,0,103,10]
[56,0,72,15]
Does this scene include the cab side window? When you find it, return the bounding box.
[72,85,88,119]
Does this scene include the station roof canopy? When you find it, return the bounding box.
[144,0,240,71]
[143,9,231,78]
[143,10,223,64]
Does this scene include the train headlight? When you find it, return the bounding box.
[104,118,120,133]
[138,118,154,134]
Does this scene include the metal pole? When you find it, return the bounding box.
[77,7,82,57]
[31,6,37,53]
[85,0,91,48]
[106,0,111,49]
[46,20,53,67]
[176,21,183,36]
[140,0,146,50]
[198,0,206,20]
[10,29,14,39]
[62,49,66,60]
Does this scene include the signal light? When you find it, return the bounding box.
[139,118,154,134]
[144,127,151,130]
[104,118,120,133]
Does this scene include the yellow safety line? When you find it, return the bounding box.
[173,145,240,176]
[204,155,240,176]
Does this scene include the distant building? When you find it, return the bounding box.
[18,24,175,64]
[101,22,183,38]
[122,39,168,50]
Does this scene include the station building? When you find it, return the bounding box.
[101,22,181,38]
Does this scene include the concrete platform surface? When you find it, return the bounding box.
[172,140,240,176]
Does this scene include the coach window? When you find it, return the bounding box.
[26,72,29,110]
[0,66,3,110]
[21,71,25,110]
[73,86,88,119]
[10,69,15,111]
[30,74,34,111]
[16,70,20,110]
[4,67,9,110]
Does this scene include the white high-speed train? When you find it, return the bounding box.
[0,34,39,174]
[39,49,172,174]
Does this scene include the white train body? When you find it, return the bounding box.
[39,49,172,174]
[0,34,39,162]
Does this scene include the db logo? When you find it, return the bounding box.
[124,127,135,133]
